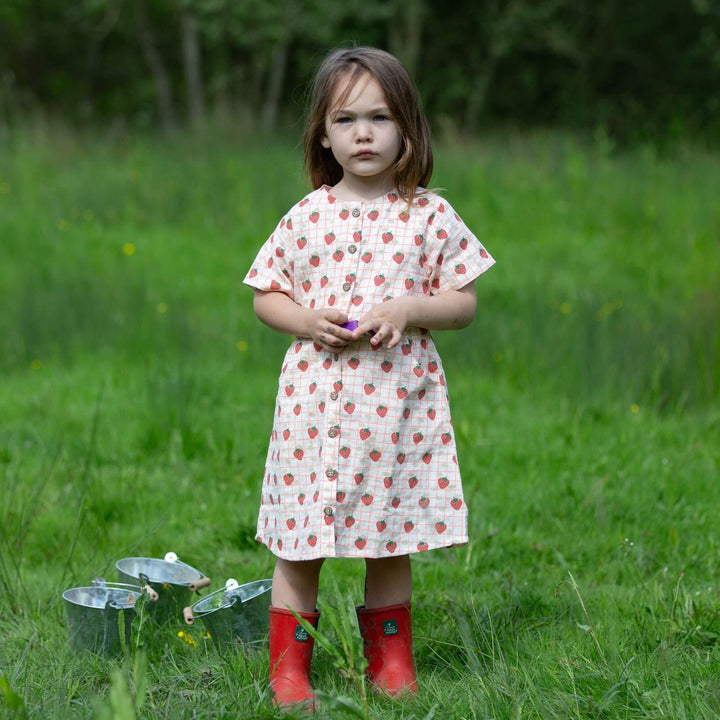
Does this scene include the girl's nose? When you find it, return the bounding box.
[355,120,372,141]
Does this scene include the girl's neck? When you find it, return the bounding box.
[328,174,395,203]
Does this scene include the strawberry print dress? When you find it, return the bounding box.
[243,186,494,560]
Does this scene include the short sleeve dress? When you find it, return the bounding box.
[243,186,495,560]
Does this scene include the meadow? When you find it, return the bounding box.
[0,124,719,719]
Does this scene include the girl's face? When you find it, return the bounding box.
[321,72,402,195]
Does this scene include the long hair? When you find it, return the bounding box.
[302,47,433,204]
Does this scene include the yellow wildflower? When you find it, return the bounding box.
[122,243,136,256]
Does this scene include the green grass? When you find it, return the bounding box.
[0,124,719,719]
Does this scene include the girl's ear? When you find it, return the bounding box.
[321,134,331,149]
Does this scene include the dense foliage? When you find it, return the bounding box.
[1,0,719,142]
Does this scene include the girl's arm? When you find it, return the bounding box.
[352,283,477,349]
[253,290,355,352]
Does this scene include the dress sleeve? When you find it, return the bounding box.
[243,214,296,299]
[427,200,495,295]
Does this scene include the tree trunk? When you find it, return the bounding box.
[180,4,205,129]
[134,0,176,131]
[388,0,424,78]
[261,31,290,131]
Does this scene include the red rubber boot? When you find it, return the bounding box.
[356,603,418,696]
[269,606,320,712]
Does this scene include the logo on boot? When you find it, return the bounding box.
[382,619,399,636]
[295,625,310,642]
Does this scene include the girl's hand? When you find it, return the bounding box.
[352,297,413,349]
[308,309,355,352]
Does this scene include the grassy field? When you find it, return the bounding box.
[0,124,719,719]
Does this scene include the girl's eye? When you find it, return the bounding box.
[335,116,352,124]
[373,115,390,122]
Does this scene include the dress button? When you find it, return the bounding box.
[325,468,336,478]
[330,391,339,400]
[323,506,334,517]
[352,208,361,218]
[342,281,351,291]
[348,244,357,254]
[328,427,338,438]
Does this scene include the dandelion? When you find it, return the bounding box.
[560,302,572,315]
[177,630,198,648]
[122,242,136,256]
[30,359,42,370]
[236,340,249,352]
[157,302,168,314]
[631,404,640,414]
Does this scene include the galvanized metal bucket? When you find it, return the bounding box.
[62,581,144,656]
[116,552,210,625]
[184,578,272,648]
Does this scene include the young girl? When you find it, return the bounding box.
[243,46,494,712]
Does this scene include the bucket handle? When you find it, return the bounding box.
[188,577,211,592]
[138,573,160,602]
[183,606,195,625]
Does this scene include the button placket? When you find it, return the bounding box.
[321,353,343,551]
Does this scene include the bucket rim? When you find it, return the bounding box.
[189,578,272,617]
[62,583,143,609]
[115,556,205,585]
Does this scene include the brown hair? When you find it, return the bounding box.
[302,46,433,204]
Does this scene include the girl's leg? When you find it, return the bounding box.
[357,555,417,696]
[364,554,411,608]
[269,558,325,711]
[272,557,325,612]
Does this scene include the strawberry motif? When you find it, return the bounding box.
[369,449,381,462]
[436,228,448,240]
[382,231,394,244]
[393,251,405,264]
[297,236,307,249]
[408,476,419,489]
[364,382,376,395]
[361,493,374,506]
[293,448,304,460]
[376,405,388,417]
[345,515,355,527]
[374,274,385,286]
[354,472,364,485]
[386,540,397,553]
[297,359,309,371]
[293,403,302,416]
[417,540,429,551]
[359,427,371,440]
[383,476,393,488]
[368,209,379,220]
[348,356,360,369]
[391,496,401,508]
[344,401,355,414]
[361,251,373,263]
[381,360,393,373]
[404,521,415,533]
[283,473,294,485]
[451,498,463,510]
[340,208,349,220]
[435,521,447,534]
[438,476,450,489]
[339,446,351,458]
[422,451,433,464]
[427,408,436,420]
[399,210,410,223]
[309,211,320,223]
[308,534,317,546]
[324,232,335,244]
[286,518,296,530]
[376,519,387,532]
[355,537,367,549]
[418,496,429,509]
